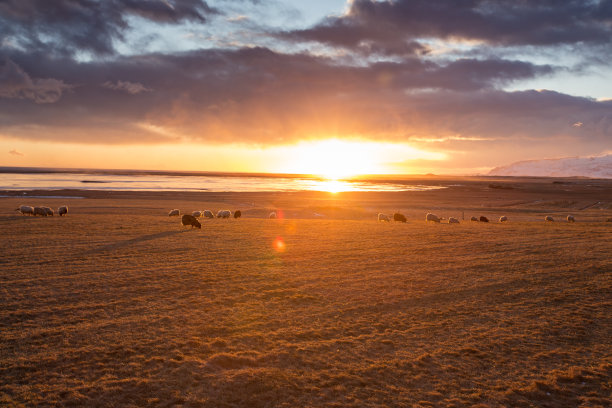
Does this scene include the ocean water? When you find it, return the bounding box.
[0,169,445,193]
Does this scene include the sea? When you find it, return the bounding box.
[0,167,446,193]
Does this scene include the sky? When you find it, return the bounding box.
[1,0,611,176]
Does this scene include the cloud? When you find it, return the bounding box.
[279,0,612,55]
[0,59,71,103]
[102,80,152,94]
[9,149,24,156]
[0,0,609,169]
[0,0,217,56]
[0,47,608,150]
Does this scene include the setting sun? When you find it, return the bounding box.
[275,139,445,179]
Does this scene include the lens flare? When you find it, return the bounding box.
[273,236,286,252]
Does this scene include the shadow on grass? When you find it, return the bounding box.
[84,230,190,255]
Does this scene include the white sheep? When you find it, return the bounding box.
[470,216,478,222]
[545,215,554,222]
[192,210,202,218]
[269,212,277,219]
[216,210,231,218]
[426,213,440,223]
[33,206,47,216]
[378,213,390,222]
[58,206,68,216]
[448,217,460,224]
[567,215,575,223]
[203,210,214,219]
[499,216,508,223]
[168,209,180,216]
[42,207,54,216]
[16,205,34,216]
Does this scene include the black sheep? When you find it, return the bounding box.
[393,213,407,223]
[181,214,201,229]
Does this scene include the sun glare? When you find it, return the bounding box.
[287,139,380,179]
[275,139,445,179]
[319,179,345,193]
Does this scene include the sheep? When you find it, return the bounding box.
[58,206,68,216]
[234,210,242,219]
[16,205,34,216]
[42,207,54,216]
[479,216,489,223]
[425,213,440,223]
[269,212,277,219]
[33,206,47,217]
[203,210,214,219]
[545,215,554,222]
[216,210,231,218]
[470,216,478,222]
[168,209,180,217]
[567,215,575,223]
[448,217,460,224]
[378,213,390,222]
[393,213,407,223]
[499,216,508,223]
[181,214,201,229]
[192,210,202,218]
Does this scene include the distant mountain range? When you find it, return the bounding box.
[488,154,612,178]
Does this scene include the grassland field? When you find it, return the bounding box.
[1,178,611,407]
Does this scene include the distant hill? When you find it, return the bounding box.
[488,155,612,178]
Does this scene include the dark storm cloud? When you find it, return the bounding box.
[0,0,216,56]
[281,0,612,51]
[1,46,609,147]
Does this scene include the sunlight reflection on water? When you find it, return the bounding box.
[0,172,446,193]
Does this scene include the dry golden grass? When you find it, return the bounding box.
[1,184,611,407]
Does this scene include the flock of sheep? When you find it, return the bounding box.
[15,205,68,217]
[168,208,279,229]
[377,212,579,224]
[13,203,604,226]
[171,207,589,229]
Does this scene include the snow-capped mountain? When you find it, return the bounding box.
[488,155,612,178]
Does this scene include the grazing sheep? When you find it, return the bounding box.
[168,209,180,217]
[393,213,407,223]
[470,216,478,222]
[426,213,440,223]
[234,210,242,219]
[16,205,34,216]
[378,213,390,222]
[545,215,554,222]
[192,210,202,218]
[567,215,575,223]
[42,207,54,216]
[479,216,489,223]
[203,210,214,219]
[269,212,277,219]
[216,210,231,218]
[499,216,508,223]
[58,206,68,216]
[181,214,201,229]
[448,217,460,224]
[33,206,47,217]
